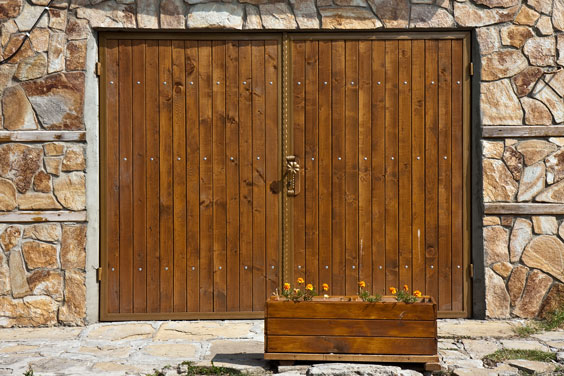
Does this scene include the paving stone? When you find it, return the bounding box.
[462,339,501,359]
[438,320,516,338]
[86,323,155,341]
[91,362,143,373]
[453,369,498,376]
[28,357,91,374]
[155,321,252,340]
[531,330,564,341]
[557,351,564,362]
[500,339,549,351]
[143,343,198,358]
[508,359,556,373]
[205,339,263,360]
[0,327,81,341]
[0,345,38,353]
[78,345,131,358]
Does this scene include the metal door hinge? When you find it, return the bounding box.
[469,264,474,279]
[469,62,474,76]
[95,62,101,76]
[97,267,102,282]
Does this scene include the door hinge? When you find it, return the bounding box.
[469,264,474,279]
[97,267,102,282]
[95,62,101,76]
[469,62,474,76]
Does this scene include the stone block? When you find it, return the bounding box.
[53,172,85,210]
[514,269,553,318]
[319,7,382,29]
[521,97,552,125]
[0,144,42,193]
[143,343,197,358]
[480,80,523,125]
[9,251,30,298]
[18,193,61,210]
[517,163,545,202]
[482,141,504,159]
[187,3,244,29]
[1,225,21,251]
[532,216,558,234]
[454,2,519,27]
[58,270,86,325]
[516,140,557,166]
[61,146,85,171]
[484,226,509,265]
[524,36,556,66]
[22,241,58,269]
[485,268,510,318]
[501,25,534,48]
[509,218,532,262]
[27,270,63,301]
[61,224,86,269]
[483,158,518,202]
[522,235,564,282]
[0,178,17,211]
[32,170,51,193]
[481,50,528,81]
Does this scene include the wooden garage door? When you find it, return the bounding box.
[100,36,281,319]
[289,36,470,317]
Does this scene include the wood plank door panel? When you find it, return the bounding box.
[289,36,469,317]
[101,36,281,320]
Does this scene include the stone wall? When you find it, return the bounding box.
[0,0,563,325]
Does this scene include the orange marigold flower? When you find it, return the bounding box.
[414,290,422,298]
[358,281,366,288]
[389,287,397,295]
[322,283,329,291]
[403,284,409,292]
[283,283,291,291]
[297,277,305,284]
[306,284,313,291]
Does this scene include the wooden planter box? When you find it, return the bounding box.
[264,296,440,371]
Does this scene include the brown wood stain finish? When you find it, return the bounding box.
[101,33,469,319]
[101,36,280,318]
[289,36,468,316]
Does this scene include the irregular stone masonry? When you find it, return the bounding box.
[0,0,564,326]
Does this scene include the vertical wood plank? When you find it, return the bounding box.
[265,40,280,298]
[118,40,133,314]
[318,40,332,292]
[213,40,227,312]
[252,40,266,311]
[425,40,439,302]
[158,40,173,313]
[438,40,452,311]
[239,41,253,312]
[398,40,412,290]
[105,39,120,313]
[451,39,464,312]
[145,40,160,313]
[411,40,426,295]
[225,41,240,312]
[331,40,346,296]
[132,40,147,313]
[305,40,319,289]
[345,40,359,296]
[198,41,214,313]
[185,40,200,312]
[358,40,372,288]
[293,40,306,284]
[371,41,386,296]
[384,40,399,291]
[172,40,187,312]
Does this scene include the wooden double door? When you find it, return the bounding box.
[100,33,470,321]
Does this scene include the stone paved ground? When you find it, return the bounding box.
[0,320,562,376]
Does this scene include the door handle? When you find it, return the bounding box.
[286,155,300,197]
[268,155,301,196]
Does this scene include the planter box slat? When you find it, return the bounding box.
[266,318,436,338]
[266,300,435,320]
[267,336,437,355]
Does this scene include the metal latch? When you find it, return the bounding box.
[269,155,301,196]
[285,156,300,197]
[97,268,102,282]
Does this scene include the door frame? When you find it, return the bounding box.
[99,31,473,320]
